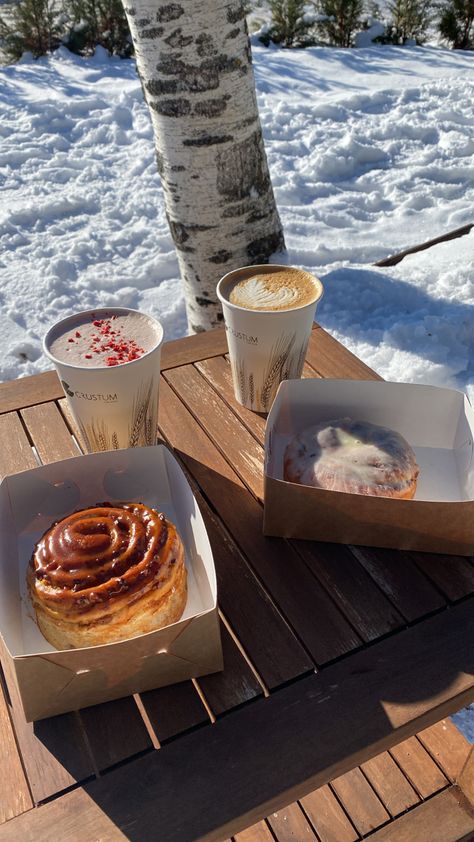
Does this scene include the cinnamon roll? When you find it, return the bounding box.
[284,418,419,499]
[28,502,187,649]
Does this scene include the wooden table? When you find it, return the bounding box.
[0,324,473,841]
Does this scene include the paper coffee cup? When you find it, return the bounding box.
[44,307,163,452]
[217,265,323,413]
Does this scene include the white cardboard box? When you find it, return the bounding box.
[0,445,223,721]
[264,379,474,555]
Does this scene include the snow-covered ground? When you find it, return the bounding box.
[453,704,474,742]
[1,43,473,393]
[0,41,473,735]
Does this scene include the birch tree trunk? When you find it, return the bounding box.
[122,0,285,332]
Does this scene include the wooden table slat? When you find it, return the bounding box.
[360,752,419,816]
[78,697,153,772]
[306,328,383,382]
[196,621,263,717]
[0,786,128,842]
[57,397,88,452]
[165,363,265,502]
[0,413,37,477]
[330,768,390,836]
[139,680,210,745]
[159,377,362,666]
[234,821,274,841]
[417,719,472,782]
[187,478,314,688]
[411,552,474,602]
[350,546,446,622]
[195,355,268,443]
[160,328,228,371]
[267,802,318,841]
[0,672,33,822]
[295,541,404,643]
[389,736,449,799]
[0,371,62,416]
[300,784,359,842]
[196,355,319,448]
[21,402,79,462]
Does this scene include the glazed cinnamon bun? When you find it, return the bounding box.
[28,502,187,649]
[284,418,419,499]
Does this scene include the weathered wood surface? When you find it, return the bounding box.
[300,784,359,842]
[267,803,318,841]
[361,752,419,817]
[158,376,363,665]
[418,719,472,782]
[366,787,474,841]
[0,325,473,841]
[0,670,33,822]
[458,745,474,808]
[330,768,390,835]
[389,735,449,799]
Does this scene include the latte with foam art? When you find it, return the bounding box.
[229,269,321,312]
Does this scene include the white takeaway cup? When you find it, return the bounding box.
[44,307,164,452]
[217,264,324,413]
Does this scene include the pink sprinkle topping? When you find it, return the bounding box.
[68,316,146,366]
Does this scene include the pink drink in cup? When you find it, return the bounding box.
[44,308,163,452]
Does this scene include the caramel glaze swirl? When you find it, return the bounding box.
[30,503,178,613]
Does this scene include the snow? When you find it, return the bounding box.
[453,704,474,742]
[0,43,472,396]
[354,21,386,47]
[0,39,473,737]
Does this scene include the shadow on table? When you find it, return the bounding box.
[78,599,473,841]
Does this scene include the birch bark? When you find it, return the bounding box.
[122,0,285,332]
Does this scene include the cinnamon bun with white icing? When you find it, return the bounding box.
[284,418,419,499]
[28,502,187,649]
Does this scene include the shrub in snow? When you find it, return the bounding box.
[438,0,474,48]
[64,0,133,57]
[0,0,62,62]
[315,0,365,46]
[354,18,386,45]
[380,0,433,43]
[260,0,318,46]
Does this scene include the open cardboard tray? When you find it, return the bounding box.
[264,379,474,555]
[0,445,223,722]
